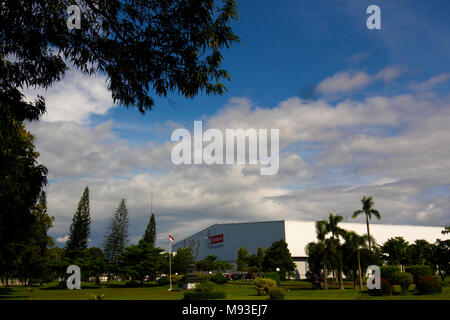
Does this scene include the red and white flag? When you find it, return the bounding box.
[169,235,174,242]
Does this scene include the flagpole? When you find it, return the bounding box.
[169,237,172,291]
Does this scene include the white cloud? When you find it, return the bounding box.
[316,71,372,95]
[317,66,403,96]
[409,73,450,92]
[375,66,404,82]
[56,235,69,243]
[24,69,114,124]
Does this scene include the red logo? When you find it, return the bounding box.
[209,234,224,244]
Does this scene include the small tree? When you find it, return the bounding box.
[236,247,250,272]
[381,237,409,266]
[173,247,194,275]
[119,240,164,284]
[262,240,296,280]
[393,272,413,295]
[197,255,218,272]
[215,260,233,272]
[434,239,450,280]
[66,187,91,255]
[248,246,264,275]
[74,247,106,283]
[408,239,433,266]
[103,199,129,279]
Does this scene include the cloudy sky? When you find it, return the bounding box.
[25,0,450,249]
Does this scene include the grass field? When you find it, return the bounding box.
[1,281,449,300]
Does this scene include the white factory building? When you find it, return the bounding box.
[172,220,449,279]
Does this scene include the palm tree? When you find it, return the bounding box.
[343,231,372,290]
[352,196,381,250]
[316,220,329,290]
[325,213,346,290]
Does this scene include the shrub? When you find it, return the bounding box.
[380,266,401,285]
[157,276,170,286]
[368,277,392,296]
[194,281,215,293]
[255,277,277,296]
[416,275,442,295]
[124,280,141,287]
[210,273,228,285]
[195,273,213,282]
[393,272,413,294]
[269,287,285,300]
[183,281,226,300]
[405,265,433,284]
[262,272,280,285]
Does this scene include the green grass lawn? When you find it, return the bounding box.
[1,282,449,300]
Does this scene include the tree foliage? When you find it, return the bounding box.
[15,191,54,284]
[119,240,164,283]
[442,226,450,235]
[236,247,249,272]
[173,247,194,275]
[0,102,48,280]
[262,239,296,280]
[1,0,240,115]
[433,239,450,280]
[381,237,410,266]
[353,196,381,249]
[197,255,218,272]
[248,246,264,274]
[103,199,129,272]
[143,213,156,246]
[66,187,91,253]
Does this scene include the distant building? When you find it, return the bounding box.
[172,220,449,279]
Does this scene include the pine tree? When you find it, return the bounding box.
[143,213,156,246]
[103,199,129,265]
[66,187,91,252]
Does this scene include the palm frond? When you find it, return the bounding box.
[352,209,363,218]
[370,209,381,219]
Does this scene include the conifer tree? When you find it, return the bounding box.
[143,213,156,246]
[103,199,129,265]
[66,187,91,252]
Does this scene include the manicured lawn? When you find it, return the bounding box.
[1,282,449,300]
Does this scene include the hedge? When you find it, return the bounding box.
[380,266,401,285]
[405,265,433,284]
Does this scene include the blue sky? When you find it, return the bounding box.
[25,0,450,248]
[93,0,450,139]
